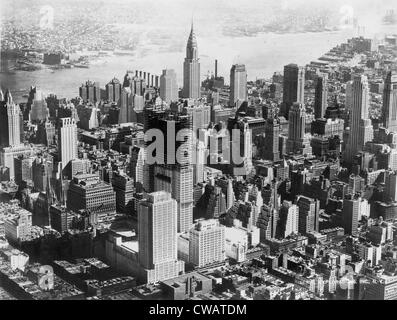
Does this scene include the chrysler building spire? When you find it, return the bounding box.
[182,22,200,99]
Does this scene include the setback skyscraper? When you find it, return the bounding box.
[282,64,305,118]
[314,74,328,119]
[229,64,247,107]
[138,191,184,283]
[287,102,312,156]
[160,69,178,104]
[182,23,201,99]
[0,90,21,148]
[344,75,373,164]
[383,71,397,132]
[58,117,78,171]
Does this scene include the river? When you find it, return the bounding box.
[0,25,395,103]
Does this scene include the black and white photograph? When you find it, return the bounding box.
[0,0,397,309]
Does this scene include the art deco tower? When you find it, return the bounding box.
[182,23,201,99]
[383,71,397,132]
[344,75,373,164]
[0,90,21,148]
[58,117,78,171]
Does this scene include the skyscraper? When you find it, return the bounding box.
[342,195,361,236]
[79,80,101,103]
[229,64,247,107]
[277,200,299,238]
[382,71,397,132]
[144,110,194,232]
[297,195,320,234]
[0,90,21,148]
[287,102,312,156]
[138,191,184,283]
[67,173,116,224]
[262,115,281,162]
[282,64,305,118]
[160,69,178,104]
[314,74,328,119]
[106,77,122,103]
[189,219,225,268]
[58,117,78,171]
[344,75,373,164]
[27,87,49,122]
[182,23,201,99]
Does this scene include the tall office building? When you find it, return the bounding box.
[282,64,305,118]
[287,103,312,156]
[385,170,397,202]
[182,23,201,99]
[27,87,49,122]
[67,173,116,224]
[383,71,397,132]
[229,64,247,107]
[138,191,184,283]
[189,219,225,268]
[79,80,101,103]
[144,111,194,232]
[154,165,194,233]
[277,200,299,238]
[314,74,328,119]
[262,115,281,162]
[344,75,373,164]
[160,69,178,104]
[297,196,320,234]
[58,118,78,171]
[342,195,361,236]
[106,77,122,103]
[0,90,21,148]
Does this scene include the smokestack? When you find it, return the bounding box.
[215,59,218,79]
[139,71,142,78]
[147,72,151,87]
[155,76,159,88]
[151,75,154,87]
[135,70,138,77]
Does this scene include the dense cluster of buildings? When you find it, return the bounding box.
[0,24,397,300]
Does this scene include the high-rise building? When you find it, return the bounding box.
[262,116,281,162]
[58,118,78,171]
[106,77,122,103]
[67,173,116,224]
[297,196,320,234]
[32,157,53,192]
[130,145,145,190]
[229,64,247,107]
[383,71,397,132]
[144,110,194,232]
[27,87,49,122]
[79,80,101,103]
[189,219,225,268]
[277,200,299,238]
[112,171,135,214]
[160,69,178,104]
[314,74,328,119]
[138,191,184,283]
[0,90,21,148]
[342,195,361,236]
[182,23,201,99]
[14,155,34,185]
[344,75,373,164]
[49,204,74,234]
[282,64,305,118]
[287,103,312,156]
[154,164,194,233]
[385,170,397,202]
[36,120,56,146]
